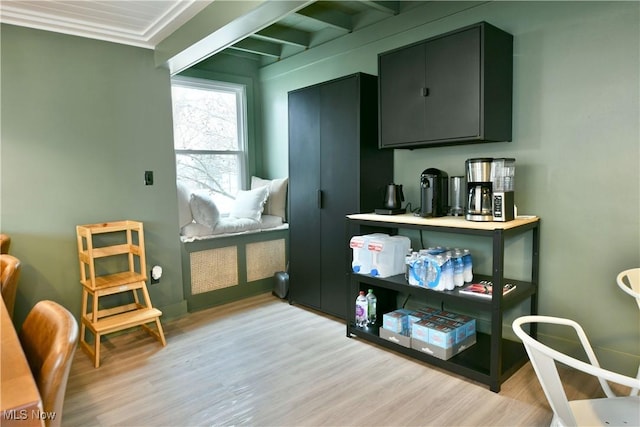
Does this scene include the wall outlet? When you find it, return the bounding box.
[150,265,162,284]
[144,171,154,185]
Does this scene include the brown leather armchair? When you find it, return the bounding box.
[19,300,79,427]
[0,234,11,254]
[1,254,21,319]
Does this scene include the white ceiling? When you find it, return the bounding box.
[0,0,214,49]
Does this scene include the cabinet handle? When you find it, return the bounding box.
[317,189,323,209]
[422,87,430,97]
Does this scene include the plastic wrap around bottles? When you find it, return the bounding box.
[407,247,473,291]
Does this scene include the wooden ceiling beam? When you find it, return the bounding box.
[252,24,310,48]
[362,1,399,15]
[295,4,352,32]
[229,38,282,58]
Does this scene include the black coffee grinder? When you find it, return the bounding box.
[419,168,448,217]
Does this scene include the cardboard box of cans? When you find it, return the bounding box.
[380,308,476,359]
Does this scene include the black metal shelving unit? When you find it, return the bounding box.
[345,213,540,392]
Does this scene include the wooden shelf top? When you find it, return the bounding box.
[347,213,539,231]
[77,220,143,234]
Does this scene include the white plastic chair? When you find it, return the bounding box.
[512,315,640,427]
[617,268,640,310]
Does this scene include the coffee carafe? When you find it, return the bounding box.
[465,158,493,221]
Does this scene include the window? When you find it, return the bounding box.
[171,76,248,213]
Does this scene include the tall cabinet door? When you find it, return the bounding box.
[319,76,360,318]
[288,73,391,319]
[288,87,322,310]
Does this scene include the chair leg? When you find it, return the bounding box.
[94,332,101,368]
[80,322,86,348]
[155,318,167,346]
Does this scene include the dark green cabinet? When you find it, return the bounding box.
[288,73,393,319]
[379,22,513,149]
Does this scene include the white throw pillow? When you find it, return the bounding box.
[177,182,194,228]
[189,191,220,228]
[250,176,288,221]
[230,186,269,221]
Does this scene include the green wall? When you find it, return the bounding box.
[1,24,187,327]
[259,1,640,373]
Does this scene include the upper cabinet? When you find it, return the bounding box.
[378,22,513,149]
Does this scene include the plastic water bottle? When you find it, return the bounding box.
[366,289,377,325]
[355,291,368,327]
[462,249,473,283]
[453,249,464,287]
[427,254,445,291]
[442,254,454,291]
[404,249,413,281]
[406,251,417,283]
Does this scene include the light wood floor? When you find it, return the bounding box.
[63,292,606,426]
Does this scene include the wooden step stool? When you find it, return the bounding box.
[76,220,166,367]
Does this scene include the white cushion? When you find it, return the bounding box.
[177,182,194,228]
[251,176,288,221]
[259,214,284,229]
[230,186,268,221]
[189,191,220,228]
[180,215,285,239]
[181,222,214,237]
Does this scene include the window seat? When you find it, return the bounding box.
[177,179,289,312]
[180,224,288,312]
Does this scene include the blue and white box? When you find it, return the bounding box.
[382,310,409,334]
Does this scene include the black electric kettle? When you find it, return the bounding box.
[384,184,404,210]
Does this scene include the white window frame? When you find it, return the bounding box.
[171,76,249,206]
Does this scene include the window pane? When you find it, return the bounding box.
[176,153,240,213]
[171,85,239,151]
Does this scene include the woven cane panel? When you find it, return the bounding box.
[190,246,238,294]
[246,239,286,282]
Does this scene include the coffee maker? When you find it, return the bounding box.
[465,158,493,221]
[491,158,515,222]
[419,168,448,217]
